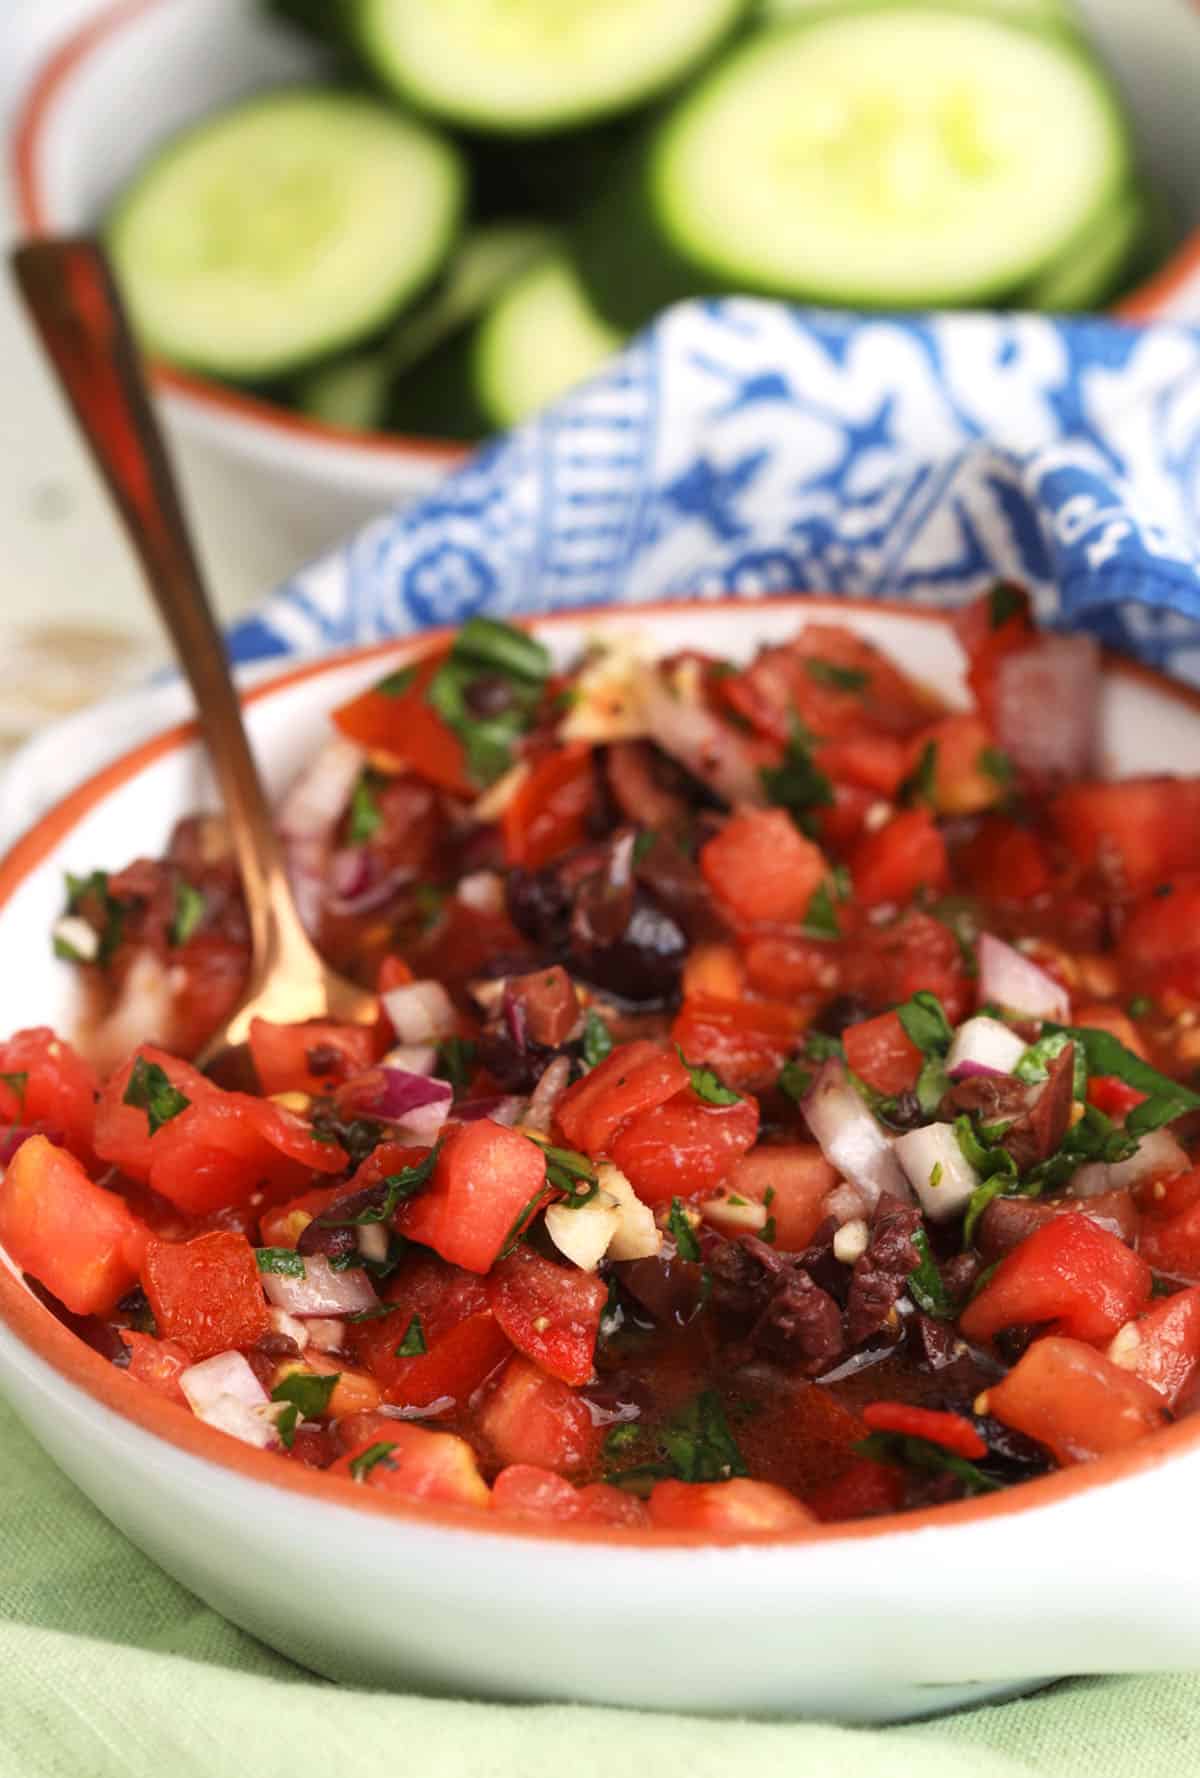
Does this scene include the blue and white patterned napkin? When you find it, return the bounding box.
[230,298,1200,683]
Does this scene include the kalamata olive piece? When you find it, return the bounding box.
[812,993,875,1038]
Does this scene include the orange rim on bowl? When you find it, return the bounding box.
[3,600,1200,1547]
[12,0,1200,473]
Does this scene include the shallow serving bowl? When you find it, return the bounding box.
[3,594,1200,1720]
[10,0,1200,563]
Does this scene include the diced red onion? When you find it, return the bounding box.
[326,849,411,917]
[260,1252,379,1317]
[380,1044,436,1077]
[365,1068,453,1122]
[524,1056,572,1136]
[640,671,765,808]
[1069,1128,1190,1199]
[946,1016,1027,1081]
[383,979,458,1045]
[802,1060,910,1210]
[823,1182,868,1226]
[305,1317,347,1353]
[894,1121,980,1222]
[277,738,365,934]
[993,635,1099,783]
[180,1350,280,1449]
[454,1096,527,1126]
[457,871,505,916]
[977,933,1070,1023]
[503,984,529,1053]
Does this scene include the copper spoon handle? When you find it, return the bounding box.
[11,236,315,985]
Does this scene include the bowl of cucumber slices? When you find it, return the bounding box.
[12,0,1200,560]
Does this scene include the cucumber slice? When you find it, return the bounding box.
[295,222,551,432]
[644,9,1131,308]
[760,0,1078,28]
[107,89,465,381]
[1025,188,1145,312]
[355,0,753,135]
[471,254,625,429]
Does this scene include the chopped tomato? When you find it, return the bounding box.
[258,1184,343,1249]
[476,1355,603,1473]
[851,809,948,908]
[140,1230,270,1361]
[1051,779,1200,892]
[722,1144,835,1251]
[377,955,414,994]
[984,1335,1167,1465]
[0,1027,99,1166]
[1136,1164,1200,1224]
[1138,1200,1200,1281]
[1119,879,1200,994]
[351,1251,512,1409]
[332,653,474,797]
[845,911,970,1025]
[804,1458,905,1522]
[248,1018,380,1097]
[646,1478,815,1533]
[1109,1286,1200,1409]
[719,626,930,745]
[699,809,828,926]
[813,782,878,852]
[860,1402,986,1459]
[330,1424,490,1508]
[502,744,594,871]
[120,1329,190,1404]
[486,1246,608,1386]
[555,1041,689,1156]
[611,1087,759,1206]
[957,816,1052,903]
[741,936,837,998]
[1070,1003,1149,1060]
[490,1466,648,1527]
[842,1011,923,1096]
[908,715,1004,816]
[395,1119,547,1274]
[952,585,1036,728]
[671,994,807,1093]
[960,1213,1151,1346]
[0,1135,148,1316]
[815,734,909,797]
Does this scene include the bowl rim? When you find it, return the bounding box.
[11,0,1200,474]
[3,591,1200,1550]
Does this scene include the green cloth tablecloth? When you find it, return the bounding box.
[1,1397,1194,1778]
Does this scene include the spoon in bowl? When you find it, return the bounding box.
[11,237,379,1082]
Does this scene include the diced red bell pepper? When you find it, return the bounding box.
[671,994,808,1094]
[957,816,1052,904]
[699,809,828,926]
[647,1478,814,1534]
[140,1230,270,1361]
[248,1018,380,1097]
[332,653,474,797]
[330,1424,490,1508]
[394,1119,547,1274]
[1051,780,1200,891]
[0,1027,100,1167]
[960,1213,1151,1345]
[119,1329,191,1404]
[851,808,949,907]
[611,1087,760,1207]
[1109,1286,1200,1409]
[860,1401,987,1459]
[721,1144,835,1251]
[476,1355,603,1473]
[486,1246,608,1386]
[0,1135,149,1316]
[842,1011,924,1096]
[984,1334,1167,1465]
[1087,1076,1147,1121]
[351,1252,511,1408]
[555,1041,690,1157]
[803,1458,905,1522]
[501,743,594,871]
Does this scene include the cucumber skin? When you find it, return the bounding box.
[353,0,757,138]
[106,87,468,383]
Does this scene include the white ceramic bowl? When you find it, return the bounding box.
[10,0,1200,564]
[4,594,1200,1721]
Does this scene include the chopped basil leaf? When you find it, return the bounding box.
[255,1248,306,1279]
[805,659,869,693]
[759,719,834,835]
[962,1175,1017,1248]
[896,990,953,1056]
[856,1431,1001,1495]
[761,1215,777,1244]
[660,1390,748,1484]
[425,620,551,790]
[778,1060,812,1104]
[631,831,656,867]
[328,1251,366,1273]
[907,1227,953,1318]
[1043,1023,1200,1134]
[376,664,417,698]
[61,869,124,963]
[900,740,939,809]
[802,879,841,940]
[581,1010,614,1070]
[1021,1102,1137,1196]
[676,1047,741,1106]
[988,582,1025,629]
[394,1314,427,1357]
[978,747,1014,790]
[317,1145,441,1227]
[123,1056,189,1136]
[532,1140,600,1207]
[667,1198,701,1262]
[915,1052,950,1117]
[345,1303,396,1323]
[0,1071,28,1106]
[348,776,382,844]
[349,1441,396,1482]
[456,617,551,684]
[602,1422,640,1458]
[169,880,206,947]
[1015,1032,1086,1100]
[435,1036,477,1092]
[805,1031,846,1063]
[271,1370,339,1421]
[497,1182,557,1258]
